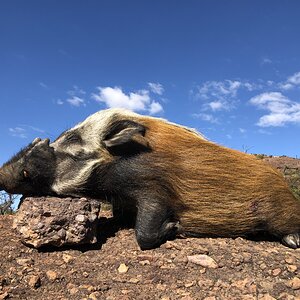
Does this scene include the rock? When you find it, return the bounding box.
[16,258,34,266]
[184,282,195,288]
[88,292,101,300]
[0,292,9,300]
[128,278,140,284]
[83,271,89,278]
[285,257,295,264]
[287,265,297,273]
[46,270,58,281]
[62,254,74,264]
[13,197,101,248]
[278,293,297,300]
[139,260,150,266]
[67,283,78,295]
[187,254,218,268]
[118,263,129,274]
[259,294,277,300]
[231,278,250,290]
[27,275,41,289]
[272,268,281,276]
[286,277,300,290]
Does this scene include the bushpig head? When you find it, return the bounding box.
[0,138,56,196]
[0,109,150,198]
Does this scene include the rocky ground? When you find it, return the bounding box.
[0,156,299,300]
[0,215,299,300]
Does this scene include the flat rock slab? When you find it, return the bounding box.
[13,197,101,248]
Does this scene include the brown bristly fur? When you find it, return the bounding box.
[139,117,300,238]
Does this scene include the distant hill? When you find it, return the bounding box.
[260,155,300,200]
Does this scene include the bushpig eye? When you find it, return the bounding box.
[23,170,29,179]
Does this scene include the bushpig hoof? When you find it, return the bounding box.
[282,233,300,249]
[136,221,181,250]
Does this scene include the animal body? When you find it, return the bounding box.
[1,108,300,249]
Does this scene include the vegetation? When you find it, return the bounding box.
[282,166,300,200]
[0,192,17,215]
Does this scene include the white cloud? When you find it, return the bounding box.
[9,125,46,139]
[261,57,272,65]
[22,125,45,134]
[148,82,164,95]
[278,72,300,90]
[149,101,163,115]
[239,128,246,133]
[68,85,86,96]
[39,82,48,89]
[57,99,64,105]
[192,113,218,123]
[92,86,163,115]
[287,72,300,85]
[249,92,300,127]
[208,101,228,111]
[9,127,27,138]
[196,80,242,101]
[67,96,86,107]
[193,80,262,113]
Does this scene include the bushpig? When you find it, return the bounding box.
[1,108,300,249]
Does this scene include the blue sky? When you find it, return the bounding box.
[1,0,300,167]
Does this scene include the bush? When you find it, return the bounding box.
[0,192,16,215]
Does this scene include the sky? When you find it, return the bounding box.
[1,0,300,168]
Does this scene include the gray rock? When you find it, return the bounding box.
[13,197,101,248]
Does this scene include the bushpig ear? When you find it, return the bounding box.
[103,120,150,155]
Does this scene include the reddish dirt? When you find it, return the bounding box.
[0,214,299,300]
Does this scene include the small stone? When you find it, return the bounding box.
[67,283,78,295]
[118,263,129,274]
[75,214,86,222]
[259,294,277,300]
[157,283,167,291]
[197,279,214,288]
[160,297,170,300]
[203,297,216,300]
[249,283,257,294]
[16,258,33,266]
[88,292,101,300]
[285,257,295,264]
[83,271,89,278]
[27,275,41,289]
[62,254,73,264]
[184,282,195,288]
[260,263,267,270]
[278,292,297,300]
[46,270,58,281]
[287,265,297,273]
[0,292,9,300]
[231,278,249,290]
[187,254,218,268]
[241,295,256,300]
[272,268,281,276]
[69,287,78,295]
[164,241,174,249]
[128,278,140,284]
[139,260,150,266]
[286,277,300,290]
